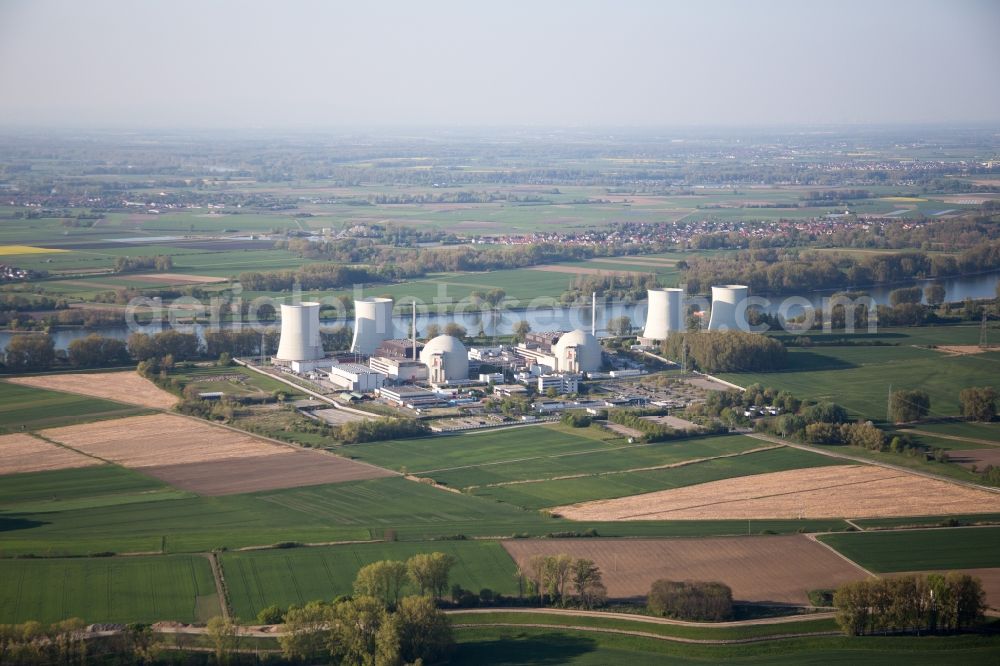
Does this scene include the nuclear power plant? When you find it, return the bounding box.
[642,288,685,341]
[275,302,323,362]
[708,284,749,331]
[351,297,395,355]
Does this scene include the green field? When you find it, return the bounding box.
[0,380,149,432]
[223,540,519,620]
[718,345,1000,421]
[346,428,842,510]
[476,446,843,510]
[819,527,1000,572]
[0,555,219,624]
[0,465,190,513]
[453,626,1000,666]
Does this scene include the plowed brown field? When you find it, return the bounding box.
[502,535,869,604]
[0,433,102,475]
[40,414,290,467]
[553,465,1000,520]
[8,372,177,410]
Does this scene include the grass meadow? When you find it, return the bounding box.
[0,380,149,433]
[223,540,519,620]
[0,555,219,624]
[819,527,1000,572]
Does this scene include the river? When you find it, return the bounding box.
[2,271,996,352]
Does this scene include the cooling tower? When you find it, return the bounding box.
[276,302,323,361]
[643,288,684,340]
[708,285,749,331]
[351,297,394,355]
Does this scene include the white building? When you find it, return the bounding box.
[537,373,580,394]
[327,363,386,392]
[369,356,429,383]
[553,329,602,373]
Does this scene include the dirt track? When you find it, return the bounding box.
[553,465,1000,521]
[0,433,102,475]
[502,536,869,604]
[8,372,178,410]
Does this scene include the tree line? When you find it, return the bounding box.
[834,573,986,636]
[661,331,787,373]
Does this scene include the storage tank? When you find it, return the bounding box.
[553,328,602,373]
[420,335,469,383]
[276,302,323,361]
[643,288,684,340]
[351,297,394,355]
[707,285,749,331]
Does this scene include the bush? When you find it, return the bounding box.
[647,579,733,621]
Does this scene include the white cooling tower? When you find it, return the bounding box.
[351,297,394,355]
[708,285,749,331]
[276,302,323,361]
[643,288,685,340]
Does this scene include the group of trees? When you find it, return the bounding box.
[647,579,733,621]
[889,389,931,423]
[834,573,986,636]
[66,334,130,368]
[0,620,158,666]
[278,595,452,665]
[681,242,1000,296]
[113,255,172,273]
[335,417,429,444]
[661,331,787,373]
[608,407,691,442]
[562,272,660,304]
[523,554,607,609]
[960,387,998,422]
[2,333,55,371]
[353,553,457,605]
[237,264,388,292]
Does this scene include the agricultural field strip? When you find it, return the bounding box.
[414,438,726,474]
[447,607,838,630]
[554,464,1000,521]
[465,445,783,489]
[6,372,178,410]
[898,429,1000,447]
[0,432,104,475]
[749,432,1000,494]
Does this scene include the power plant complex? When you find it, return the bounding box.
[270,284,752,408]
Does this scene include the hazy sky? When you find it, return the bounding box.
[1,0,998,128]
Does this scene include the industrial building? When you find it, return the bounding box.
[420,335,470,384]
[275,302,323,361]
[327,363,386,392]
[708,284,750,331]
[378,385,442,408]
[642,288,684,341]
[368,356,429,382]
[537,373,580,394]
[351,297,395,355]
[553,329,602,373]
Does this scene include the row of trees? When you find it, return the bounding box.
[113,255,172,273]
[682,242,1000,296]
[834,573,986,636]
[523,554,607,608]
[335,418,429,444]
[661,331,787,373]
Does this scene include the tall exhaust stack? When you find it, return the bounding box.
[591,292,596,336]
[411,301,417,360]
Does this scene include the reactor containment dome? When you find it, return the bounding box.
[276,302,324,361]
[420,335,469,384]
[352,297,395,356]
[554,328,602,373]
[643,288,684,340]
[708,285,750,331]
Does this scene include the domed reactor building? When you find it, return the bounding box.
[420,335,470,384]
[553,329,602,373]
